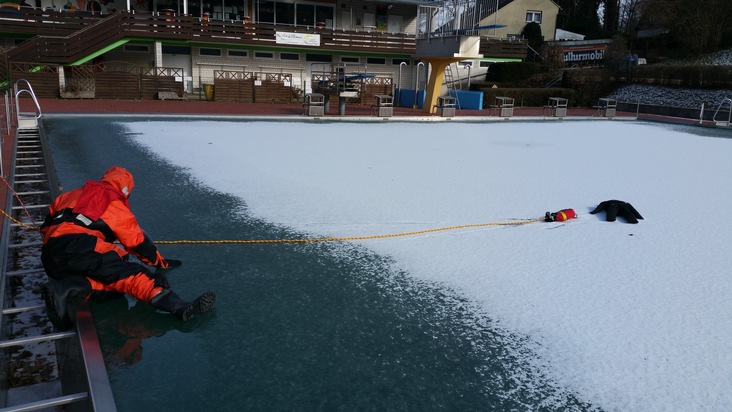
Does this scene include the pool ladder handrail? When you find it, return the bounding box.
[13,78,43,128]
[712,97,732,126]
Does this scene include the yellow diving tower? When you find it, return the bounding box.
[414,35,482,114]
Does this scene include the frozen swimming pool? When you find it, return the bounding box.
[43,117,732,411]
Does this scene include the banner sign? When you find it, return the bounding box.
[276,32,321,47]
[562,45,608,63]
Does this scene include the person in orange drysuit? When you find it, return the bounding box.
[40,166,215,325]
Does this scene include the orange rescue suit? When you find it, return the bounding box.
[41,166,170,303]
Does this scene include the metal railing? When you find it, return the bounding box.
[712,98,732,125]
[1,82,116,410]
[13,79,43,126]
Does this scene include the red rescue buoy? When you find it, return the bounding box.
[545,208,577,222]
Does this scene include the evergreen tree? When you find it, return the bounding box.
[522,22,543,51]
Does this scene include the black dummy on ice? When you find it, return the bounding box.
[590,200,644,224]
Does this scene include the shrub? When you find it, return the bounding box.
[485,62,542,83]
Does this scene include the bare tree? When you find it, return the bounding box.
[618,0,645,34]
[640,0,732,54]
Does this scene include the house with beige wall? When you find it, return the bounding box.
[477,0,559,41]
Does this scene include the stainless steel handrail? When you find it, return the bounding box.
[13,79,43,124]
[712,97,732,125]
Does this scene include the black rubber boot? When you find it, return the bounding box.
[42,276,92,331]
[150,289,216,321]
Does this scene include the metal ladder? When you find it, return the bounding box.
[444,64,461,110]
[1,80,115,411]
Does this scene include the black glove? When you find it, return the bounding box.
[590,200,643,224]
[164,259,183,268]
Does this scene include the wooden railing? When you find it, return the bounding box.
[479,39,527,60]
[3,10,417,65]
[2,9,528,66]
[0,8,102,36]
[8,12,127,64]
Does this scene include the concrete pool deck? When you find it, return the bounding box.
[17,98,623,118]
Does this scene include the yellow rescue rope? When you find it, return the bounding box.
[1,202,542,244]
[2,174,544,245]
[0,207,40,230]
[1,175,41,230]
[154,218,544,245]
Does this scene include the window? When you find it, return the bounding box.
[254,51,274,59]
[275,2,294,25]
[258,1,333,27]
[125,44,150,53]
[199,48,222,56]
[306,54,332,62]
[315,5,333,27]
[296,4,314,26]
[258,1,274,23]
[162,46,191,55]
[280,52,300,61]
[392,58,410,66]
[341,56,360,63]
[479,61,491,68]
[366,57,385,65]
[228,50,248,58]
[526,10,542,23]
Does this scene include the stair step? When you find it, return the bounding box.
[15,165,46,169]
[3,304,46,315]
[6,268,46,277]
[10,221,43,228]
[15,190,50,196]
[15,173,47,178]
[11,204,49,210]
[0,331,76,348]
[1,391,88,412]
[8,241,44,249]
[14,180,46,185]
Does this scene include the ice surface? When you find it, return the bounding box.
[128,120,732,411]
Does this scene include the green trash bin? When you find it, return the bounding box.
[203,84,214,101]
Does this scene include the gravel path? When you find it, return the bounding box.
[608,48,732,109]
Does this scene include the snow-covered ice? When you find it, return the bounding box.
[127,119,732,411]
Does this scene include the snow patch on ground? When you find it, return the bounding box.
[128,119,732,412]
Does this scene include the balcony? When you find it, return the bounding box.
[1,9,417,65]
[1,9,527,66]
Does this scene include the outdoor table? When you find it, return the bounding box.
[495,96,514,117]
[597,98,617,117]
[372,94,393,117]
[546,97,568,117]
[435,95,457,117]
[303,93,325,116]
